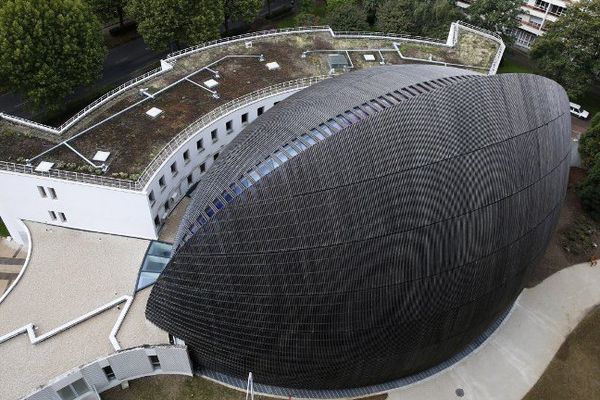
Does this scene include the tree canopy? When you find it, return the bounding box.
[127,0,223,51]
[376,0,458,38]
[327,3,369,30]
[223,0,263,33]
[466,0,522,45]
[90,0,128,27]
[530,0,600,100]
[0,0,106,111]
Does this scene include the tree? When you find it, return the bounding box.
[223,0,263,34]
[362,0,381,25]
[375,0,416,34]
[327,3,369,30]
[0,0,106,111]
[530,0,600,100]
[577,153,600,221]
[579,113,600,169]
[417,0,460,38]
[91,0,128,28]
[127,0,223,51]
[466,0,522,45]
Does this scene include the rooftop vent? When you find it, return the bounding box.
[363,54,376,61]
[204,79,219,89]
[245,41,253,48]
[266,61,280,71]
[146,107,163,119]
[35,161,54,172]
[93,151,111,162]
[328,54,350,70]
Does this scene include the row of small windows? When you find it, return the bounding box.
[56,355,162,400]
[149,105,271,209]
[49,210,67,222]
[37,186,57,199]
[181,76,469,244]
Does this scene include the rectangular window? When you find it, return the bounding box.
[49,211,57,221]
[257,106,264,116]
[211,128,218,141]
[57,379,89,400]
[326,118,342,131]
[213,198,224,210]
[57,386,76,400]
[154,215,160,226]
[48,187,57,199]
[196,138,204,151]
[225,120,233,133]
[241,113,248,124]
[159,176,166,188]
[221,190,233,202]
[149,355,161,370]
[170,162,178,176]
[318,123,334,136]
[187,174,193,185]
[300,133,316,146]
[148,190,155,205]
[37,186,47,198]
[102,365,116,381]
[344,110,360,123]
[229,183,243,195]
[213,153,219,161]
[199,163,206,173]
[183,150,190,163]
[164,201,170,212]
[59,212,67,222]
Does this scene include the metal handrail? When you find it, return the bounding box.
[0,76,329,191]
[135,75,329,189]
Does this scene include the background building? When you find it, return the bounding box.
[456,0,576,49]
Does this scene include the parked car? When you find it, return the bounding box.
[570,102,590,119]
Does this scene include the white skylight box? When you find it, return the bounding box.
[266,62,280,70]
[364,54,376,61]
[93,151,111,162]
[146,107,163,118]
[35,161,54,172]
[204,79,219,89]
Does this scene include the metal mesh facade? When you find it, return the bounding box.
[146,65,571,390]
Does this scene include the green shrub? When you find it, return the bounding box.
[577,154,600,221]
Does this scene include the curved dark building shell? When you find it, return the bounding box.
[146,65,571,389]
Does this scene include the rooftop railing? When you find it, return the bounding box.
[0,76,329,191]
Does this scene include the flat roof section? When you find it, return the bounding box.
[0,222,168,400]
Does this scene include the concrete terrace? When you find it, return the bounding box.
[0,25,501,184]
[0,222,169,400]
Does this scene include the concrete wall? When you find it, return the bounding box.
[23,346,192,400]
[0,172,156,244]
[144,91,298,232]
[0,90,299,244]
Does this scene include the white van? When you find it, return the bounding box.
[570,102,590,119]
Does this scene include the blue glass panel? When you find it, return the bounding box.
[370,100,384,110]
[361,103,376,114]
[310,128,325,140]
[327,118,342,131]
[213,198,224,210]
[301,134,316,146]
[292,139,307,151]
[240,176,252,188]
[258,162,271,176]
[190,224,199,234]
[353,106,368,118]
[204,206,215,217]
[274,150,288,163]
[283,145,298,157]
[319,123,333,136]
[249,169,261,182]
[196,215,207,225]
[230,182,243,194]
[345,111,360,123]
[336,115,351,127]
[222,190,233,202]
[378,96,394,106]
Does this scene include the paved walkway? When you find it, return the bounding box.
[387,262,600,400]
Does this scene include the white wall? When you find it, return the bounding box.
[146,90,298,231]
[0,172,156,244]
[0,90,300,244]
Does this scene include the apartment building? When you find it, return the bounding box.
[457,0,576,49]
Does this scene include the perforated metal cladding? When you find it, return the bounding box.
[147,67,571,390]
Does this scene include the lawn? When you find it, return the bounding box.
[0,217,8,237]
[523,306,600,400]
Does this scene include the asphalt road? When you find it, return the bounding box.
[0,36,165,119]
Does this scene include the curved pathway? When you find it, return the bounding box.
[387,262,600,400]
